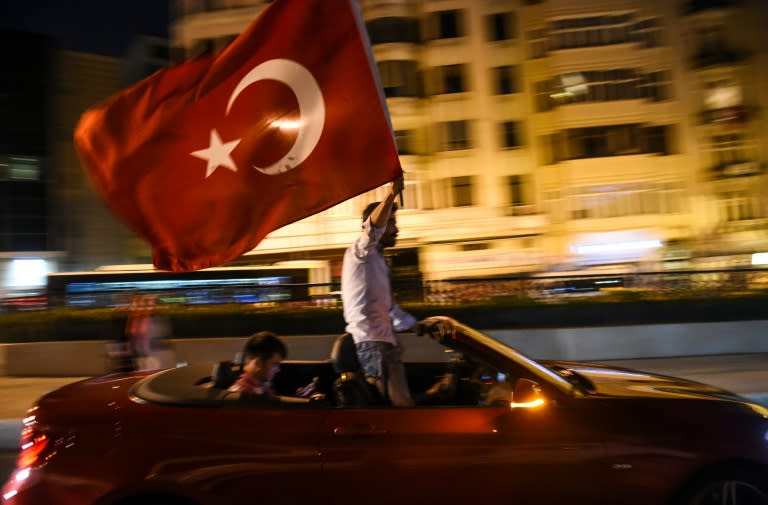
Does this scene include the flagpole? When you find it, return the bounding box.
[349,0,405,206]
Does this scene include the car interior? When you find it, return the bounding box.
[130,332,515,409]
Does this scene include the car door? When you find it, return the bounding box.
[319,399,605,504]
[191,403,329,504]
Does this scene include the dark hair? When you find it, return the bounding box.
[242,331,287,362]
[361,201,398,222]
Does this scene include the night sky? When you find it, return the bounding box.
[0,0,169,57]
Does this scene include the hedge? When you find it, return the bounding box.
[2,291,767,343]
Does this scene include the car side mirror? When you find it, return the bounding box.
[510,378,546,409]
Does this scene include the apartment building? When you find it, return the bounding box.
[48,50,149,272]
[0,30,57,298]
[168,0,767,280]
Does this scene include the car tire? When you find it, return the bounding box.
[679,469,768,505]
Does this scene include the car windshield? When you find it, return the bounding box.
[455,322,574,395]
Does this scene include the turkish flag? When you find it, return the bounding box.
[74,0,402,272]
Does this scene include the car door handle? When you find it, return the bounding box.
[332,424,388,437]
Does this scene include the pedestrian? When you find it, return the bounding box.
[341,175,417,406]
[125,294,171,371]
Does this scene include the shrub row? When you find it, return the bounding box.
[2,292,767,343]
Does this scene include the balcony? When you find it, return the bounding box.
[698,106,752,126]
[710,160,764,179]
[692,46,749,69]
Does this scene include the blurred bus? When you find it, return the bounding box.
[46,261,332,308]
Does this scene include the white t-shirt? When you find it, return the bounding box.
[341,218,416,345]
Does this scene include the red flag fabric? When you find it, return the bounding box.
[74,0,402,272]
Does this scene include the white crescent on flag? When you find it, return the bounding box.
[226,58,326,175]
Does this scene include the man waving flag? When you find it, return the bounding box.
[74,0,402,272]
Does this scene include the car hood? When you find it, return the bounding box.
[32,371,153,419]
[541,360,745,402]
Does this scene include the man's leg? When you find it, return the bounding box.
[355,341,388,402]
[383,345,414,407]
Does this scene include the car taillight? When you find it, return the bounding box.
[17,425,50,468]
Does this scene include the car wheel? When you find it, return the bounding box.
[682,471,768,505]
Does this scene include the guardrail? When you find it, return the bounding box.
[419,268,768,304]
[3,267,768,313]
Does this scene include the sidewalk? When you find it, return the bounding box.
[0,377,89,451]
[1,353,767,450]
[0,376,89,419]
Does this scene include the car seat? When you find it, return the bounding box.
[329,333,385,407]
[211,360,240,389]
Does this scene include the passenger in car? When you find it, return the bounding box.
[228,331,286,398]
[341,175,418,407]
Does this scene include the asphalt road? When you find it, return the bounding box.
[1,452,14,488]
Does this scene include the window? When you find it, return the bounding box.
[647,71,672,102]
[366,17,421,44]
[451,176,474,207]
[487,12,517,41]
[719,191,764,222]
[544,69,671,108]
[713,134,745,166]
[507,175,525,206]
[648,125,673,155]
[394,130,414,155]
[7,157,42,181]
[378,60,420,97]
[694,26,742,68]
[553,69,630,104]
[426,10,464,40]
[492,65,519,94]
[433,64,467,94]
[708,133,760,177]
[550,14,633,51]
[631,17,662,48]
[501,121,523,149]
[461,242,490,252]
[606,124,640,154]
[439,120,471,150]
[569,182,684,219]
[554,124,676,159]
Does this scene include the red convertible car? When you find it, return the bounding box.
[2,316,768,505]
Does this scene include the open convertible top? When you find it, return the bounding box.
[130,360,337,408]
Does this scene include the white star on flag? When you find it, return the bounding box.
[190,129,241,178]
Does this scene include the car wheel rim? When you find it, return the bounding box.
[692,480,768,505]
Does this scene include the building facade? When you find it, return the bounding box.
[49,50,148,273]
[0,30,58,298]
[75,0,768,282]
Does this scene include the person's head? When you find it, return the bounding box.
[242,331,287,383]
[129,294,157,313]
[362,201,399,248]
